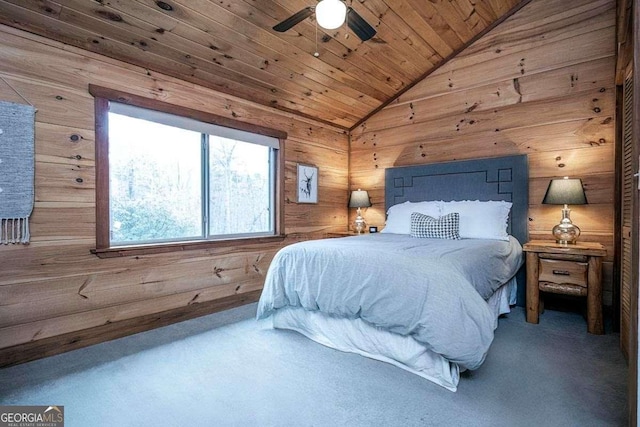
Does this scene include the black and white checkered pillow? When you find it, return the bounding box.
[410,212,461,240]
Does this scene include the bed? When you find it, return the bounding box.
[256,155,528,391]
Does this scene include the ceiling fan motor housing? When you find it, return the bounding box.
[315,0,347,30]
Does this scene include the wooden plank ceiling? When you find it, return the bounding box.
[0,0,524,130]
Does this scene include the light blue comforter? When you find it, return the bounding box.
[256,234,523,370]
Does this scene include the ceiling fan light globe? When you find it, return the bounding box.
[315,0,347,30]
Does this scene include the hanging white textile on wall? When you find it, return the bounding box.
[0,100,35,244]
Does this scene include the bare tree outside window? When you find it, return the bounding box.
[109,114,201,244]
[107,110,276,246]
[209,137,271,236]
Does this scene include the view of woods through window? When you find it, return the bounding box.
[108,111,274,246]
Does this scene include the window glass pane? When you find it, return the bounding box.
[109,112,202,244]
[208,137,272,236]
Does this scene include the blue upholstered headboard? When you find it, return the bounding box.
[385,155,529,305]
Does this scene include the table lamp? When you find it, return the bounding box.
[542,177,587,244]
[348,189,371,234]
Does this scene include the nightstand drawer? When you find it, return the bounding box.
[538,259,588,287]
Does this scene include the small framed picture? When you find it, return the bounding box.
[297,163,318,204]
[369,226,378,233]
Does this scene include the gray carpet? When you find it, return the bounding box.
[0,305,627,427]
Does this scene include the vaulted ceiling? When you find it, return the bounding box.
[0,0,525,129]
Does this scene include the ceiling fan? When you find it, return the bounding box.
[273,0,377,42]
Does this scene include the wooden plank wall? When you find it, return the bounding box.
[0,25,349,357]
[350,0,617,305]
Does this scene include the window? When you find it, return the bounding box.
[90,86,286,257]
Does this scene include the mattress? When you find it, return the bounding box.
[257,234,523,390]
[265,278,517,392]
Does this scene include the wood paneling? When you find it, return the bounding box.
[0,25,348,358]
[0,0,623,365]
[0,290,262,368]
[349,0,617,304]
[0,0,524,128]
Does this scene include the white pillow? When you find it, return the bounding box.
[381,201,442,234]
[440,200,512,241]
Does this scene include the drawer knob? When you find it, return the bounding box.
[552,270,571,276]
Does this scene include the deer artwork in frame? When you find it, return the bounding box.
[297,163,318,204]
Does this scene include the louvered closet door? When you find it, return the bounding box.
[621,68,631,358]
[621,67,637,361]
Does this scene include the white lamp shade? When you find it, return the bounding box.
[348,189,371,208]
[315,0,347,30]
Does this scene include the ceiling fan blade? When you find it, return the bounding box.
[273,7,314,32]
[346,7,376,41]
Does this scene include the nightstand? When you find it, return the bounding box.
[523,240,607,334]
